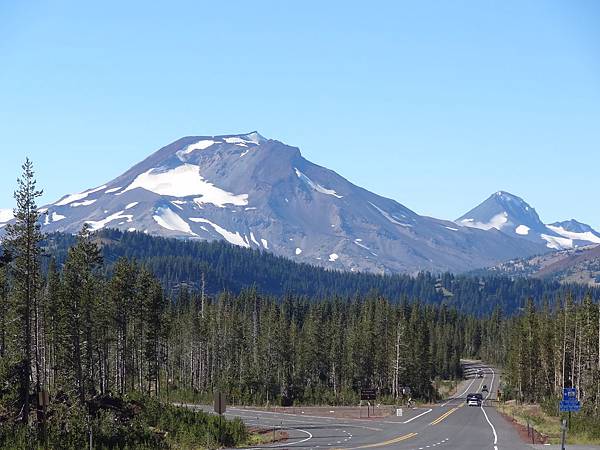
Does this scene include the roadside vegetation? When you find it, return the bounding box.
[480,295,600,444]
[498,401,600,445]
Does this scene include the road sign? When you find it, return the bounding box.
[562,388,577,401]
[560,387,580,412]
[559,401,580,412]
[360,388,376,400]
[214,391,227,415]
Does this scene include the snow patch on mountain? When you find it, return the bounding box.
[249,232,260,246]
[189,218,248,247]
[125,202,139,210]
[105,187,122,193]
[369,202,411,227]
[71,199,97,207]
[260,238,268,249]
[295,248,302,255]
[295,168,343,198]
[86,210,133,231]
[122,164,248,207]
[55,185,107,206]
[541,233,573,250]
[153,207,195,235]
[547,225,600,244]
[515,225,530,235]
[329,253,339,262]
[176,140,215,161]
[459,212,508,231]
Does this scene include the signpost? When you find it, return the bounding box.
[214,391,227,415]
[38,389,50,447]
[214,392,227,444]
[559,387,580,449]
[360,388,376,418]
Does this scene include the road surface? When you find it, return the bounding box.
[189,362,579,449]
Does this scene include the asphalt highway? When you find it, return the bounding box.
[190,363,545,449]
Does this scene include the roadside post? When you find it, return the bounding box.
[214,392,227,444]
[559,387,580,445]
[360,388,376,418]
[560,419,567,450]
[37,389,50,447]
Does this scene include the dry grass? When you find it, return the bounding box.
[498,402,600,445]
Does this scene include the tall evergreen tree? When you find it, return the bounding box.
[3,158,43,424]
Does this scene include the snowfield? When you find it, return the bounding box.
[122,164,248,207]
[86,210,133,231]
[55,185,107,206]
[459,212,508,231]
[547,225,600,244]
[189,218,249,247]
[153,207,195,235]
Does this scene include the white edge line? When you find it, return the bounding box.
[246,427,313,449]
[481,368,498,446]
[402,408,433,423]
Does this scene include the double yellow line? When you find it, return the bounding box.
[429,407,458,425]
[340,432,418,449]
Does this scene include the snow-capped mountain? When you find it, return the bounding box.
[456,191,599,250]
[0,209,13,229]
[547,219,600,245]
[2,133,548,274]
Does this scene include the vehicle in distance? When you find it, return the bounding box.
[477,369,484,378]
[466,393,483,406]
[482,384,488,392]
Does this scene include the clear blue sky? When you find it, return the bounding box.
[1,1,599,228]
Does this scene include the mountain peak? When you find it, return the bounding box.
[457,191,541,232]
[457,192,600,250]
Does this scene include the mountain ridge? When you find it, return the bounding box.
[2,132,595,274]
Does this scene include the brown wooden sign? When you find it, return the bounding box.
[360,388,376,401]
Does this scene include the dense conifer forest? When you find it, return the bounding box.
[41,229,599,316]
[0,160,598,448]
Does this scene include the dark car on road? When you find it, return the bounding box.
[482,384,488,392]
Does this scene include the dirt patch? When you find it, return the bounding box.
[498,409,549,445]
[247,426,289,444]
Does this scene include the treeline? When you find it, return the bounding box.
[41,229,600,316]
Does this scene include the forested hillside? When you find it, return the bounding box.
[40,229,600,316]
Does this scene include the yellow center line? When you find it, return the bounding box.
[342,432,418,449]
[429,407,458,425]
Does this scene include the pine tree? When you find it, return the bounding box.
[3,158,44,424]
